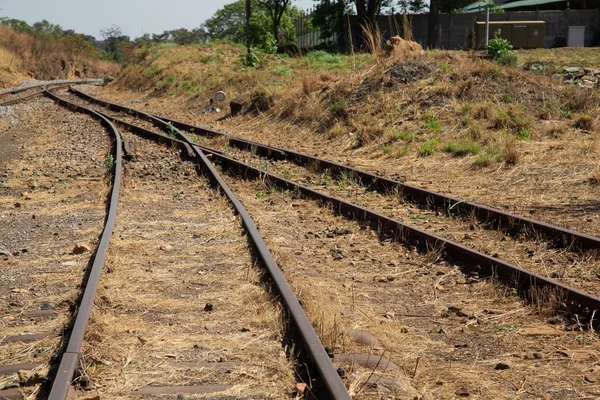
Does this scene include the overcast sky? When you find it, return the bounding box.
[0,0,317,39]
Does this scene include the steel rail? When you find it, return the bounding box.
[0,79,101,98]
[191,143,600,313]
[53,91,352,400]
[43,90,124,400]
[0,89,47,107]
[63,88,600,316]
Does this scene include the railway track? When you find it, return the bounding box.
[3,84,600,398]
[1,87,350,399]
[63,87,600,315]
[0,99,118,399]
[42,86,600,397]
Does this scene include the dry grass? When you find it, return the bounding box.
[0,103,111,393]
[78,132,295,398]
[222,176,600,399]
[0,25,119,82]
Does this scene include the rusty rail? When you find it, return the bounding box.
[44,90,124,400]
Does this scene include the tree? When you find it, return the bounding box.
[205,0,296,49]
[32,19,64,39]
[257,0,291,45]
[100,25,130,61]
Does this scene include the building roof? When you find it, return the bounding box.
[462,0,567,13]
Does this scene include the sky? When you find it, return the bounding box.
[0,0,317,39]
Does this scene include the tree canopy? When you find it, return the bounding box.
[204,0,298,50]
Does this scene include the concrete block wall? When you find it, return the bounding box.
[348,9,599,50]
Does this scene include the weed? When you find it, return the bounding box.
[423,113,441,132]
[500,93,512,103]
[492,106,530,133]
[589,170,600,186]
[329,123,345,138]
[382,144,393,155]
[256,191,266,199]
[167,122,177,138]
[491,64,505,78]
[106,154,115,173]
[488,30,518,66]
[320,170,332,186]
[338,170,359,187]
[502,136,519,165]
[396,145,409,157]
[199,55,218,63]
[487,323,519,332]
[418,139,439,157]
[273,65,291,76]
[474,145,503,168]
[459,103,473,116]
[330,98,349,118]
[243,49,260,67]
[496,51,518,66]
[439,62,451,73]
[392,130,417,143]
[281,168,291,180]
[443,139,480,156]
[516,128,530,141]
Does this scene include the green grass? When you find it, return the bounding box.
[418,139,439,157]
[423,113,441,133]
[500,93,512,104]
[443,139,481,156]
[382,144,392,155]
[273,65,291,76]
[307,50,342,65]
[474,145,504,168]
[392,130,417,143]
[516,128,531,140]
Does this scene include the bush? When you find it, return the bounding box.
[487,30,518,66]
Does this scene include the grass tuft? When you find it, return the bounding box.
[443,139,481,156]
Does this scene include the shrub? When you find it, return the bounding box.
[487,30,518,66]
